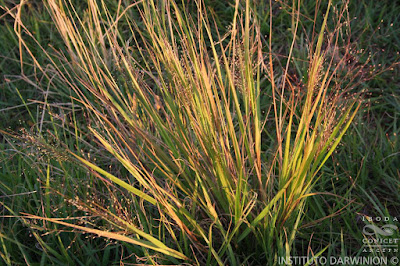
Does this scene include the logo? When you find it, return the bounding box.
[363,224,398,236]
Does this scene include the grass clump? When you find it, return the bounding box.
[2,0,393,264]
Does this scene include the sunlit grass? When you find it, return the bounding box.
[1,0,397,264]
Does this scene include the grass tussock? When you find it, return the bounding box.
[2,0,392,264]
